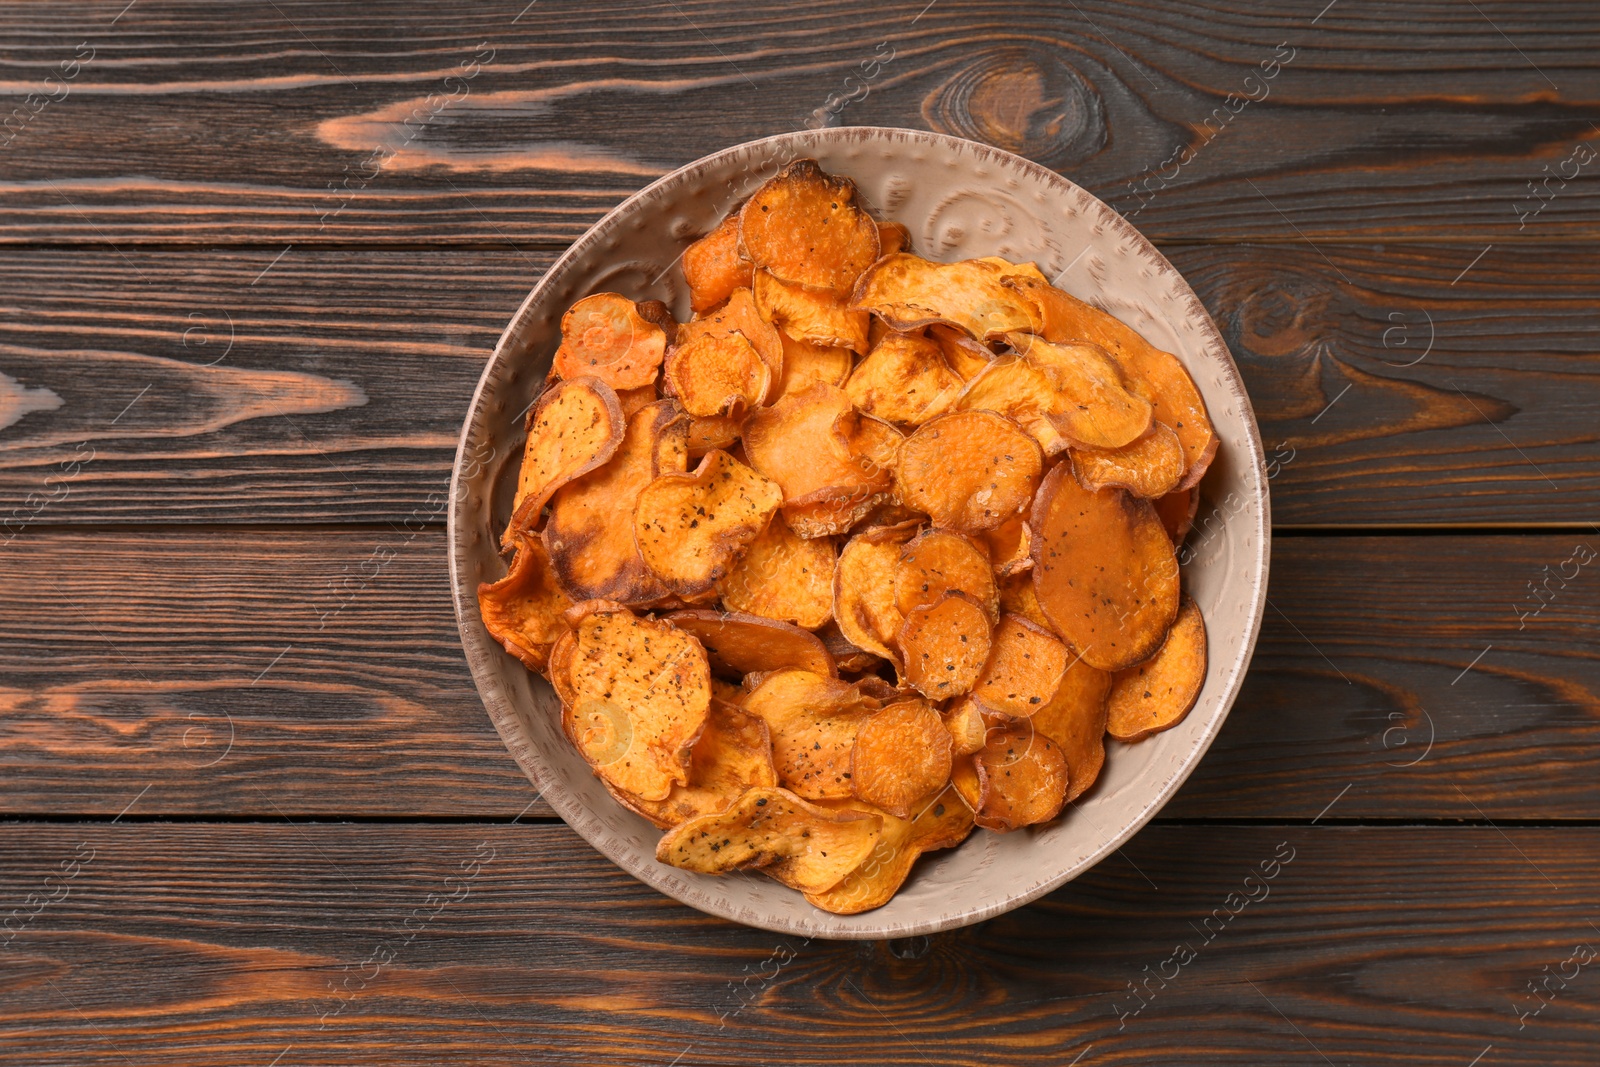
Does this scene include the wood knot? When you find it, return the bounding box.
[923,47,1105,168]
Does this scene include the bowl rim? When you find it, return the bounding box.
[448,126,1271,939]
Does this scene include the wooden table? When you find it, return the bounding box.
[2,2,1596,1063]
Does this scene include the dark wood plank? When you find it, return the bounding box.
[1,530,1594,820]
[1,2,1597,244]
[0,822,1593,1065]
[3,242,1598,527]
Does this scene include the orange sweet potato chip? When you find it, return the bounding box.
[831,408,903,477]
[1107,595,1207,742]
[782,486,891,541]
[551,293,668,392]
[894,410,1043,533]
[804,787,973,915]
[743,669,880,800]
[949,753,986,814]
[971,614,1070,718]
[943,699,988,756]
[774,328,854,399]
[677,288,783,400]
[739,159,881,295]
[817,620,884,675]
[564,609,711,801]
[610,698,776,828]
[850,699,953,817]
[998,569,1054,634]
[851,254,1043,340]
[1072,421,1186,499]
[1030,652,1112,803]
[1154,486,1200,546]
[834,523,918,665]
[477,534,575,670]
[897,591,993,700]
[664,332,771,419]
[893,527,998,621]
[952,356,1073,456]
[615,384,660,420]
[754,269,871,352]
[716,511,835,629]
[634,449,782,596]
[1003,332,1152,450]
[501,376,626,548]
[665,609,835,679]
[929,324,994,381]
[981,516,1033,578]
[744,382,891,536]
[1030,463,1179,671]
[547,629,579,706]
[971,719,1068,831]
[657,786,882,893]
[682,212,754,314]
[684,413,742,457]
[843,331,964,427]
[876,220,911,257]
[544,399,689,604]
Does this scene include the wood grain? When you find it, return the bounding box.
[0,2,1597,245]
[0,822,1593,1065]
[2,243,1598,527]
[1,530,1593,820]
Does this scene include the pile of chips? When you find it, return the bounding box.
[479,160,1217,914]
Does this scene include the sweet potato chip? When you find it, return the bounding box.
[739,159,881,294]
[1154,486,1200,546]
[682,212,754,314]
[501,376,626,548]
[804,788,973,914]
[615,384,660,420]
[893,527,998,621]
[1001,333,1152,450]
[831,408,903,477]
[716,512,835,629]
[754,269,870,352]
[943,699,988,756]
[665,609,835,679]
[547,629,578,706]
[843,331,964,427]
[851,254,1042,340]
[949,754,986,813]
[1031,652,1111,803]
[981,516,1033,578]
[952,356,1073,456]
[551,293,668,392]
[817,620,883,674]
[610,699,776,828]
[876,220,911,257]
[1013,280,1217,487]
[894,410,1043,533]
[774,328,854,398]
[834,523,918,665]
[971,614,1070,718]
[743,669,879,799]
[851,699,953,817]
[685,413,742,457]
[929,324,993,381]
[998,569,1054,634]
[478,535,574,669]
[1030,463,1179,671]
[783,485,890,540]
[971,719,1068,831]
[1107,595,1207,742]
[545,400,689,604]
[744,382,891,536]
[564,609,711,801]
[678,288,783,399]
[897,591,992,700]
[664,332,771,418]
[635,449,782,596]
[1072,421,1185,499]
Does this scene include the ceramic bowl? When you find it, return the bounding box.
[448,127,1269,939]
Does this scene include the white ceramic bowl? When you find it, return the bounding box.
[449,127,1269,939]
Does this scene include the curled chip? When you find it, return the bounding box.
[981,516,1033,578]
[897,591,993,700]
[551,293,668,392]
[677,288,783,399]
[754,269,870,352]
[665,609,835,678]
[930,324,994,381]
[783,486,890,541]
[818,620,884,675]
[894,410,1043,533]
[1107,595,1207,742]
[894,527,998,620]
[664,332,771,418]
[844,331,964,427]
[685,413,742,457]
[851,254,1043,340]
[835,523,918,665]
[739,159,881,294]
[1072,421,1186,499]
[1031,653,1112,803]
[717,512,835,629]
[477,535,574,669]
[1003,333,1152,450]
[775,329,854,398]
[565,609,711,802]
[1030,463,1179,672]
[949,754,986,814]
[876,220,911,257]
[953,356,1073,456]
[805,788,973,915]
[657,786,882,893]
[545,400,689,604]
[744,382,891,533]
[682,212,754,314]
[547,629,579,706]
[501,376,626,548]
[971,614,1070,717]
[611,699,776,828]
[1013,279,1217,488]
[851,699,952,817]
[971,719,1068,831]
[1154,486,1200,546]
[831,409,903,480]
[743,669,879,799]
[634,449,782,596]
[943,699,988,756]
